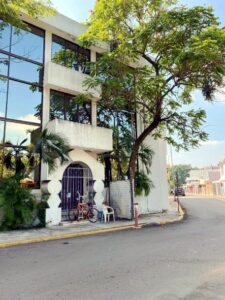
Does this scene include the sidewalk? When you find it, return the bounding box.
[0,198,184,248]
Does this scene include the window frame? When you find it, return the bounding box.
[51,34,91,74]
[50,89,92,125]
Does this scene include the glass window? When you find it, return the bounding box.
[52,36,64,64]
[11,25,44,63]
[7,80,42,123]
[67,97,91,124]
[0,22,10,51]
[0,78,7,117]
[9,57,43,84]
[4,121,40,145]
[50,91,65,120]
[0,53,9,76]
[52,35,90,74]
[50,90,91,124]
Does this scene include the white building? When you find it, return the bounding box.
[0,12,168,225]
[214,159,225,196]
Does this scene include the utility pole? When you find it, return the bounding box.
[175,171,180,213]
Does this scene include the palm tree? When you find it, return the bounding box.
[1,129,71,177]
[35,129,70,172]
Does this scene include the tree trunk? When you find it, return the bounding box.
[128,118,160,177]
[128,118,160,220]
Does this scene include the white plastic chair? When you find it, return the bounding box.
[102,205,115,222]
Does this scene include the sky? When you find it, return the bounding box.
[51,0,225,168]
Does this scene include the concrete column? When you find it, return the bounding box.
[91,100,97,126]
[41,31,52,182]
[40,86,50,181]
[44,31,52,63]
[91,50,96,62]
[42,30,51,128]
[42,87,50,128]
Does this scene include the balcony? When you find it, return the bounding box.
[44,62,101,100]
[46,119,113,153]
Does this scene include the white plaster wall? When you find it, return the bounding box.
[110,181,132,219]
[44,62,101,100]
[44,149,105,225]
[48,149,104,181]
[136,137,169,214]
[46,119,113,153]
[109,137,168,218]
[135,112,169,214]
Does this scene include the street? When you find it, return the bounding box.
[1,197,225,300]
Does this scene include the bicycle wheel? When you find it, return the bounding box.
[68,209,77,221]
[88,207,99,223]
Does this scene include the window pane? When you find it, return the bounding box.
[52,41,66,66]
[50,91,65,120]
[11,26,44,63]
[0,78,7,117]
[0,120,4,143]
[67,97,91,124]
[10,57,43,84]
[0,53,9,76]
[0,22,10,51]
[51,35,90,74]
[7,80,42,123]
[50,90,91,124]
[5,121,40,145]
[52,35,64,60]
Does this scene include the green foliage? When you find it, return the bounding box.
[168,164,192,189]
[2,139,39,177]
[35,129,70,172]
[1,129,70,178]
[135,171,154,196]
[138,145,154,175]
[0,0,55,30]
[80,0,225,177]
[0,176,36,230]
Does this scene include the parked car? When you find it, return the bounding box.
[174,187,185,196]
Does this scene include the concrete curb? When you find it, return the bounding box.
[0,225,136,248]
[0,206,185,249]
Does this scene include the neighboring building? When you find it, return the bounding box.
[214,159,225,196]
[185,168,220,195]
[0,12,168,225]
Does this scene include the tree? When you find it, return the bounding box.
[168,164,192,190]
[2,129,71,178]
[35,129,71,172]
[80,0,225,183]
[0,0,54,30]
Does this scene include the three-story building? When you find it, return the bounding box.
[0,12,168,225]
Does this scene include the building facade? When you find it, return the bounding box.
[214,159,225,196]
[0,13,168,225]
[185,168,220,195]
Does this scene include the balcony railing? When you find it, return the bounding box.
[44,62,101,100]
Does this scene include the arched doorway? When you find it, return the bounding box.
[60,162,93,221]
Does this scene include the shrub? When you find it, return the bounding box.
[135,171,154,196]
[0,176,36,230]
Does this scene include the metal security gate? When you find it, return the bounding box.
[60,163,93,221]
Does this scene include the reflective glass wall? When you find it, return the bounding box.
[0,21,44,181]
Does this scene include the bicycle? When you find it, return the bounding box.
[69,202,99,223]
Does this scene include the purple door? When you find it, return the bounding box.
[60,163,93,221]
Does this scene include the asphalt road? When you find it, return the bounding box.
[1,197,225,300]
